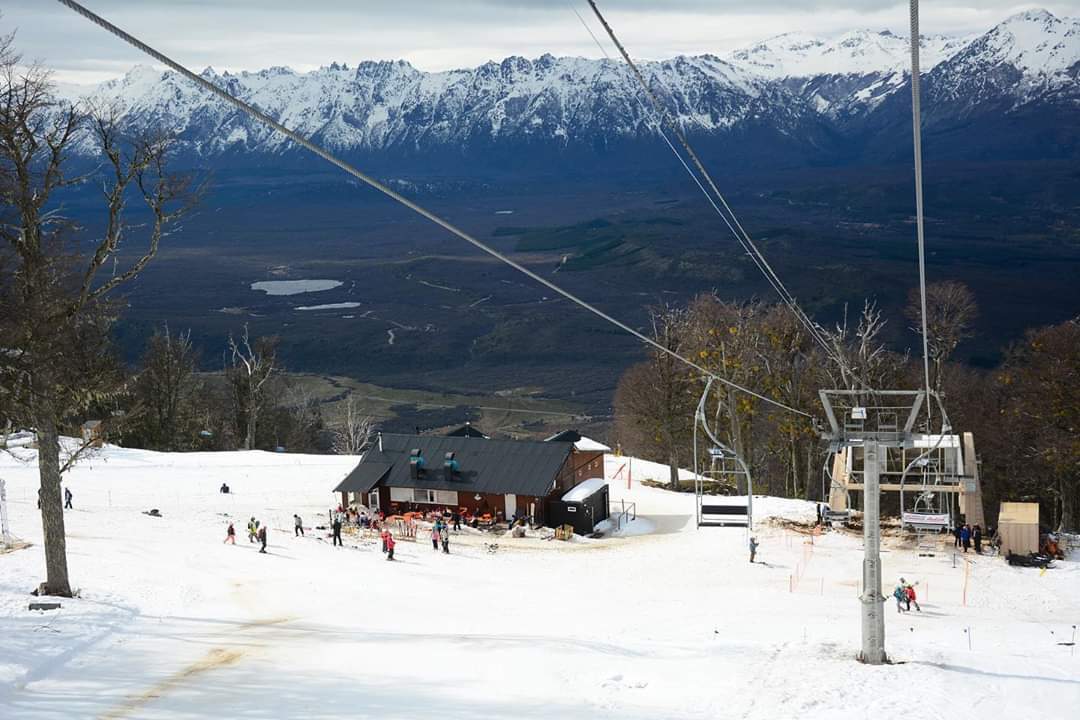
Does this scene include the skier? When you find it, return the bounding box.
[247,517,258,543]
[431,522,441,552]
[258,524,268,554]
[953,524,962,548]
[332,513,343,547]
[380,529,389,554]
[440,523,450,554]
[749,536,758,564]
[904,581,921,612]
[294,514,304,537]
[63,487,73,510]
[961,524,971,553]
[893,581,908,613]
[385,531,395,561]
[452,510,461,532]
[973,524,983,554]
[224,521,236,544]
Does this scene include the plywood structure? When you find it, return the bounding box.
[998,502,1039,556]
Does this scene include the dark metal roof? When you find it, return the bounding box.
[346,433,572,497]
[444,423,489,439]
[334,462,392,493]
[545,429,581,443]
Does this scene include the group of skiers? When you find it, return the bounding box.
[954,523,984,553]
[892,577,921,613]
[430,519,451,554]
[223,517,267,553]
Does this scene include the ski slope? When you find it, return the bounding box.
[1,444,1078,719]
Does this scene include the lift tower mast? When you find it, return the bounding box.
[819,389,945,664]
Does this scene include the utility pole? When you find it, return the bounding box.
[0,476,11,548]
[859,442,886,664]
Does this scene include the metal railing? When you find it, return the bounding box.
[609,500,636,531]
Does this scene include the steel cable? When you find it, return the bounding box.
[584,0,843,368]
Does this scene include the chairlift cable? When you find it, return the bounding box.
[583,1,851,382]
[909,0,935,428]
[583,1,842,368]
[52,0,813,419]
[569,2,836,363]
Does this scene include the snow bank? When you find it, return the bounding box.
[562,477,607,503]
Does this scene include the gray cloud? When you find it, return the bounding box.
[4,1,1077,84]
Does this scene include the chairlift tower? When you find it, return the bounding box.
[819,389,941,664]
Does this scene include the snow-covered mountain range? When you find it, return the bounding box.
[62,9,1079,165]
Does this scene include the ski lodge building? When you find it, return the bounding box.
[333,428,609,524]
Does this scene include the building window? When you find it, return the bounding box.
[389,488,458,505]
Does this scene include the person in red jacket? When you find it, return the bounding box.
[904,582,921,612]
[385,532,395,561]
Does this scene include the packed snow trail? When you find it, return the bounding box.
[2,445,1079,718]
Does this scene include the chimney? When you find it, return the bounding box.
[377,432,383,452]
[409,447,425,479]
[443,451,459,480]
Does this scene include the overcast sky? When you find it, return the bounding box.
[4,1,1077,84]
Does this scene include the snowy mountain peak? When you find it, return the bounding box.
[727,27,969,79]
[52,10,1078,160]
[973,8,1079,74]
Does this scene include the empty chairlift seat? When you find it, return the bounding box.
[900,511,950,531]
[699,499,750,527]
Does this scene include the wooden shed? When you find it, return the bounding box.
[998,502,1039,556]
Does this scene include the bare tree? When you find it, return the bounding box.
[134,325,201,450]
[332,395,376,455]
[824,300,907,393]
[614,305,696,488]
[906,280,978,394]
[225,326,277,450]
[998,318,1079,531]
[0,38,196,596]
[276,383,323,452]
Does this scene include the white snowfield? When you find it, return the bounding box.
[1,444,1078,719]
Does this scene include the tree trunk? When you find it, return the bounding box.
[790,440,798,499]
[1059,475,1074,533]
[669,453,680,490]
[36,417,73,597]
[244,400,256,450]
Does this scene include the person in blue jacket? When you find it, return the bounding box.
[960,524,971,553]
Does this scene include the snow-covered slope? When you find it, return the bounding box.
[3,443,1079,718]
